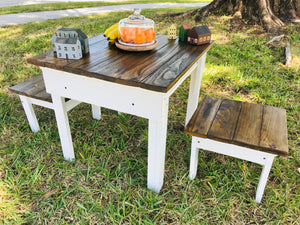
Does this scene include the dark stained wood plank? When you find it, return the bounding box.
[66,35,171,84]
[207,98,242,143]
[88,34,106,47]
[260,105,289,156]
[141,41,213,92]
[233,102,263,148]
[27,51,72,70]
[9,75,52,102]
[27,34,214,93]
[184,96,222,138]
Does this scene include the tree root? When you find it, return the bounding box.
[167,0,298,32]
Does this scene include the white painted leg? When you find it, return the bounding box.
[185,53,207,126]
[189,137,199,180]
[255,155,275,203]
[91,104,101,120]
[51,94,75,161]
[147,97,169,193]
[19,95,40,132]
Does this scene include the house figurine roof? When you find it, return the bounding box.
[192,25,211,35]
[56,37,78,45]
[182,24,190,29]
[57,28,88,39]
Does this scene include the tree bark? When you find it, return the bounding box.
[258,0,285,31]
[173,0,299,32]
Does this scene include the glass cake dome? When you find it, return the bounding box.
[118,8,156,46]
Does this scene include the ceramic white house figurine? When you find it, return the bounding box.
[52,28,89,59]
[55,37,82,59]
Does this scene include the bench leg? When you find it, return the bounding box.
[19,95,40,132]
[255,155,275,203]
[91,104,101,120]
[189,137,199,180]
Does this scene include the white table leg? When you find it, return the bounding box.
[147,96,169,193]
[185,53,207,126]
[19,95,40,132]
[91,104,101,120]
[51,94,75,161]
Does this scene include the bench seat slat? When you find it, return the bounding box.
[207,98,242,142]
[9,75,52,102]
[233,102,263,148]
[260,105,288,156]
[185,96,222,138]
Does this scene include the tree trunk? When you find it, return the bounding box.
[177,0,300,32]
[257,0,285,31]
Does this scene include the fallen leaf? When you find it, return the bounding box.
[44,187,59,198]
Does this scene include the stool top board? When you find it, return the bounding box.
[184,96,289,157]
[9,74,52,102]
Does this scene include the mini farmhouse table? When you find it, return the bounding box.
[27,34,214,193]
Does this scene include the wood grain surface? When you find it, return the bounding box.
[184,96,222,138]
[27,34,214,92]
[9,74,52,102]
[207,98,242,142]
[260,105,288,156]
[234,102,263,148]
[184,96,289,156]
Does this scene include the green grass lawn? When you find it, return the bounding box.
[0,7,299,224]
[0,0,211,15]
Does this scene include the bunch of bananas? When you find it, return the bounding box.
[104,23,119,45]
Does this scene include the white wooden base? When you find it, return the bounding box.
[39,52,208,193]
[189,137,276,203]
[18,95,101,133]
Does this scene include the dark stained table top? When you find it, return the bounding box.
[28,34,214,93]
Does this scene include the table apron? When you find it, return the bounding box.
[42,67,172,120]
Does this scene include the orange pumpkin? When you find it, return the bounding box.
[120,27,134,43]
[145,28,155,43]
[133,28,146,44]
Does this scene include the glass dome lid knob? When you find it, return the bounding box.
[129,8,145,21]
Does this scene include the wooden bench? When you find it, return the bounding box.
[184,95,289,203]
[9,74,101,132]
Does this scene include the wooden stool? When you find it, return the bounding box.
[9,75,101,132]
[184,96,288,203]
